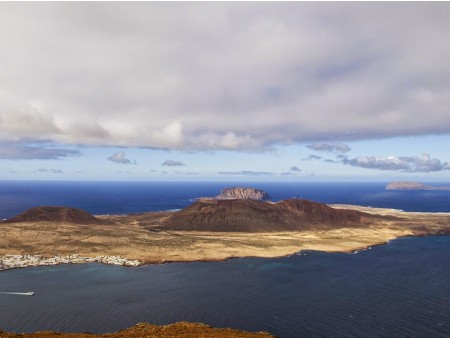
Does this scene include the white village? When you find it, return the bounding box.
[0,254,141,271]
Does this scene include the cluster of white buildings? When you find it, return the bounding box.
[0,254,141,271]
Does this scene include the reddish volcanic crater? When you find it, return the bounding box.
[160,198,390,232]
[3,206,107,225]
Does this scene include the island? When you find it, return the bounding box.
[215,187,271,200]
[386,181,450,190]
[1,193,449,272]
[197,187,272,201]
[0,321,275,337]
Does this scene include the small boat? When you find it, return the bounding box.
[24,291,34,296]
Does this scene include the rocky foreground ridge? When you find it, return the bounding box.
[161,198,389,232]
[215,187,271,200]
[0,322,275,338]
[386,181,450,190]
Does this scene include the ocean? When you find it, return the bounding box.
[0,181,449,337]
[2,180,450,219]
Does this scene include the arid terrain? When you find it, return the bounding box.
[1,199,449,265]
[0,322,275,338]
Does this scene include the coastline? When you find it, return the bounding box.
[0,229,409,272]
[0,254,141,272]
[1,204,449,271]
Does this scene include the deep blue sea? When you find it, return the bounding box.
[2,180,450,219]
[0,181,449,337]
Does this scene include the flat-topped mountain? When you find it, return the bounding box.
[386,181,450,190]
[216,187,271,200]
[161,198,384,232]
[3,206,106,225]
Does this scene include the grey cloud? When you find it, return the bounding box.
[290,166,302,172]
[307,143,351,153]
[0,141,80,160]
[218,171,275,176]
[34,168,64,174]
[342,153,450,172]
[302,155,322,161]
[172,171,199,175]
[107,151,135,164]
[162,160,185,167]
[0,3,450,150]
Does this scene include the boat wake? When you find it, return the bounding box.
[0,291,34,296]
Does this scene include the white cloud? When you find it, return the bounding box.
[342,153,450,172]
[107,151,134,164]
[0,3,450,151]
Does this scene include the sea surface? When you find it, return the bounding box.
[0,181,449,337]
[2,180,450,219]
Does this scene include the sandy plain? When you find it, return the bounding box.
[1,205,449,266]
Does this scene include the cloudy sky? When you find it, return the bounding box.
[1,2,450,181]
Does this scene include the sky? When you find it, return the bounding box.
[1,2,450,182]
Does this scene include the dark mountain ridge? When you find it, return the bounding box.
[161,198,387,232]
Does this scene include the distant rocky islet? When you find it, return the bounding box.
[386,181,450,191]
[201,187,272,200]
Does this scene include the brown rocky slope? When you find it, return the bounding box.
[0,322,275,338]
[3,206,107,225]
[161,198,390,232]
